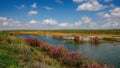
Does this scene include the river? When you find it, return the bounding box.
[21,35,120,68]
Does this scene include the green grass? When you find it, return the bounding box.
[0,46,19,68]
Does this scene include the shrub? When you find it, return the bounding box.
[0,49,18,68]
[89,37,99,44]
[25,38,40,47]
[74,36,80,42]
[48,45,82,66]
[49,46,67,58]
[52,36,63,40]
[86,62,114,68]
[39,42,51,52]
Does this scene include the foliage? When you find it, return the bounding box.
[74,36,80,42]
[0,48,19,68]
[89,37,100,44]
[25,38,40,47]
[0,32,12,44]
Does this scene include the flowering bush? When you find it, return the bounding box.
[48,46,67,58]
[25,38,40,47]
[74,36,80,42]
[89,37,99,44]
[25,38,113,67]
[52,36,63,40]
[48,45,82,66]
[39,42,51,52]
[85,62,114,68]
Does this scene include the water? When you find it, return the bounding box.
[21,35,120,68]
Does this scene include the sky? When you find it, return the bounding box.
[0,0,120,30]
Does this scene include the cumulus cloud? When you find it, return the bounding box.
[58,23,68,27]
[43,6,53,11]
[98,7,120,18]
[73,0,83,3]
[0,17,7,21]
[102,18,120,28]
[0,17,21,26]
[28,10,38,16]
[104,0,112,3]
[97,7,120,29]
[42,18,58,25]
[31,3,37,8]
[56,0,63,4]
[16,4,25,9]
[110,7,120,17]
[29,19,39,24]
[76,1,105,11]
[75,16,97,28]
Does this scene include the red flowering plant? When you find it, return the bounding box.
[74,36,80,42]
[59,51,82,66]
[89,37,99,44]
[86,62,114,68]
[25,38,40,47]
[39,42,51,52]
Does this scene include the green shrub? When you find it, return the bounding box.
[0,49,19,68]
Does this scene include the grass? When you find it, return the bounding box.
[0,32,63,68]
[0,48,18,68]
[4,29,120,36]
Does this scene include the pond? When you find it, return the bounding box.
[21,35,120,68]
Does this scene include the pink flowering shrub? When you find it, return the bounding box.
[89,37,99,44]
[25,38,40,47]
[48,46,82,66]
[74,36,80,42]
[25,38,113,67]
[85,62,114,68]
[39,42,51,52]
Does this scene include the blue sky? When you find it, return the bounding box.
[0,0,120,30]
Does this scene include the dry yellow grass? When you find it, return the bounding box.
[9,31,120,37]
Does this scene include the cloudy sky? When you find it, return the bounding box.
[0,0,120,30]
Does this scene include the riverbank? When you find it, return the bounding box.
[0,31,114,68]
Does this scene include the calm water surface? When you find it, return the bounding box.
[21,35,120,68]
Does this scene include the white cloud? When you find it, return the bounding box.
[31,3,37,8]
[75,16,97,28]
[73,0,83,3]
[58,23,68,27]
[76,1,105,11]
[110,4,116,8]
[102,19,120,28]
[104,0,112,3]
[98,7,120,18]
[2,22,8,26]
[28,10,38,16]
[0,17,7,21]
[110,7,120,17]
[56,0,63,4]
[42,18,58,25]
[81,17,92,23]
[17,4,25,9]
[98,7,120,28]
[0,17,21,26]
[29,19,38,24]
[43,6,53,11]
